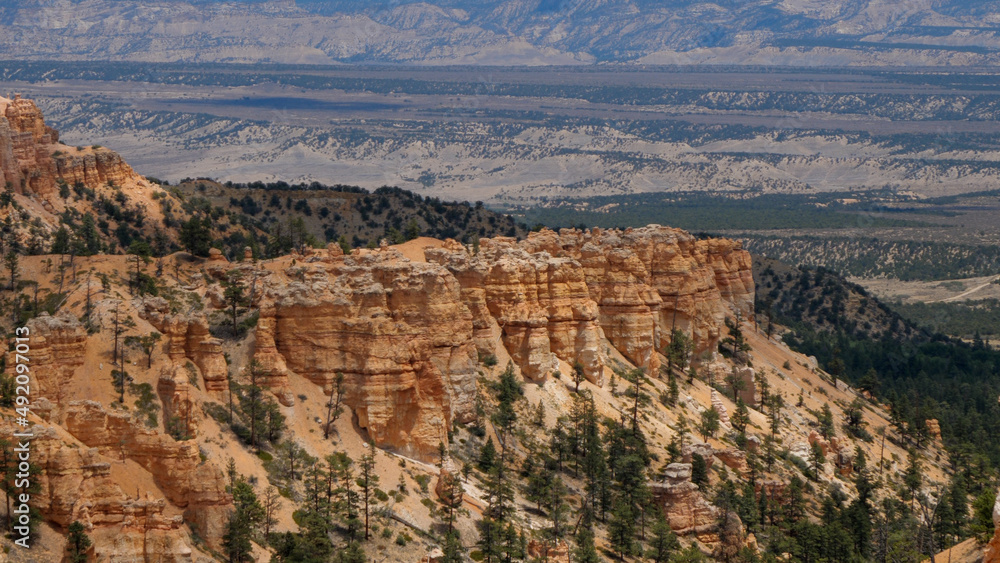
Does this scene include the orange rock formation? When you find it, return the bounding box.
[650,462,719,537]
[63,401,231,550]
[140,298,229,393]
[0,94,139,199]
[428,226,754,379]
[249,227,752,460]
[17,311,87,404]
[0,421,198,561]
[254,249,479,459]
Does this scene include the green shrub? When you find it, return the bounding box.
[414,474,430,494]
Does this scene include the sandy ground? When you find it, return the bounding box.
[925,537,983,563]
[853,274,1000,305]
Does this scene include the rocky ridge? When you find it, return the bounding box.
[6,0,1000,65]
[244,226,752,460]
[0,421,199,562]
[1,94,139,200]
[9,310,231,559]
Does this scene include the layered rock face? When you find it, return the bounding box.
[253,227,751,460]
[650,463,719,538]
[428,226,754,378]
[64,401,231,550]
[0,422,196,562]
[0,94,138,198]
[140,299,229,437]
[52,148,137,191]
[255,249,479,459]
[426,239,603,381]
[17,311,87,403]
[0,94,59,196]
[521,227,754,359]
[140,299,229,392]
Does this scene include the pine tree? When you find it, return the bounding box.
[903,448,923,503]
[809,441,826,480]
[628,368,646,434]
[440,529,464,563]
[580,395,611,520]
[358,442,379,540]
[572,361,586,393]
[971,489,996,541]
[858,368,879,396]
[665,328,691,377]
[525,463,552,512]
[240,360,267,450]
[126,240,152,296]
[608,498,637,560]
[262,485,280,539]
[767,393,784,436]
[698,407,720,442]
[125,332,162,369]
[180,216,212,257]
[646,513,680,562]
[947,473,969,539]
[818,403,836,439]
[330,452,361,541]
[478,363,523,563]
[731,398,750,437]
[476,512,504,563]
[478,438,497,473]
[546,475,570,539]
[4,250,19,291]
[721,310,751,364]
[691,453,709,489]
[223,479,265,563]
[66,521,92,563]
[573,508,600,563]
[666,435,682,464]
[667,375,679,406]
[438,468,465,540]
[51,226,71,254]
[79,213,102,255]
[324,372,346,438]
[224,272,247,334]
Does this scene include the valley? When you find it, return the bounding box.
[6,63,1000,206]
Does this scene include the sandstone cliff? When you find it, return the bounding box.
[246,226,752,460]
[140,298,229,394]
[426,237,603,381]
[0,94,139,200]
[253,249,479,459]
[64,401,231,551]
[427,226,754,378]
[651,463,719,539]
[15,311,87,404]
[0,421,198,562]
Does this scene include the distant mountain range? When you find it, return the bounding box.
[5,0,1000,65]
